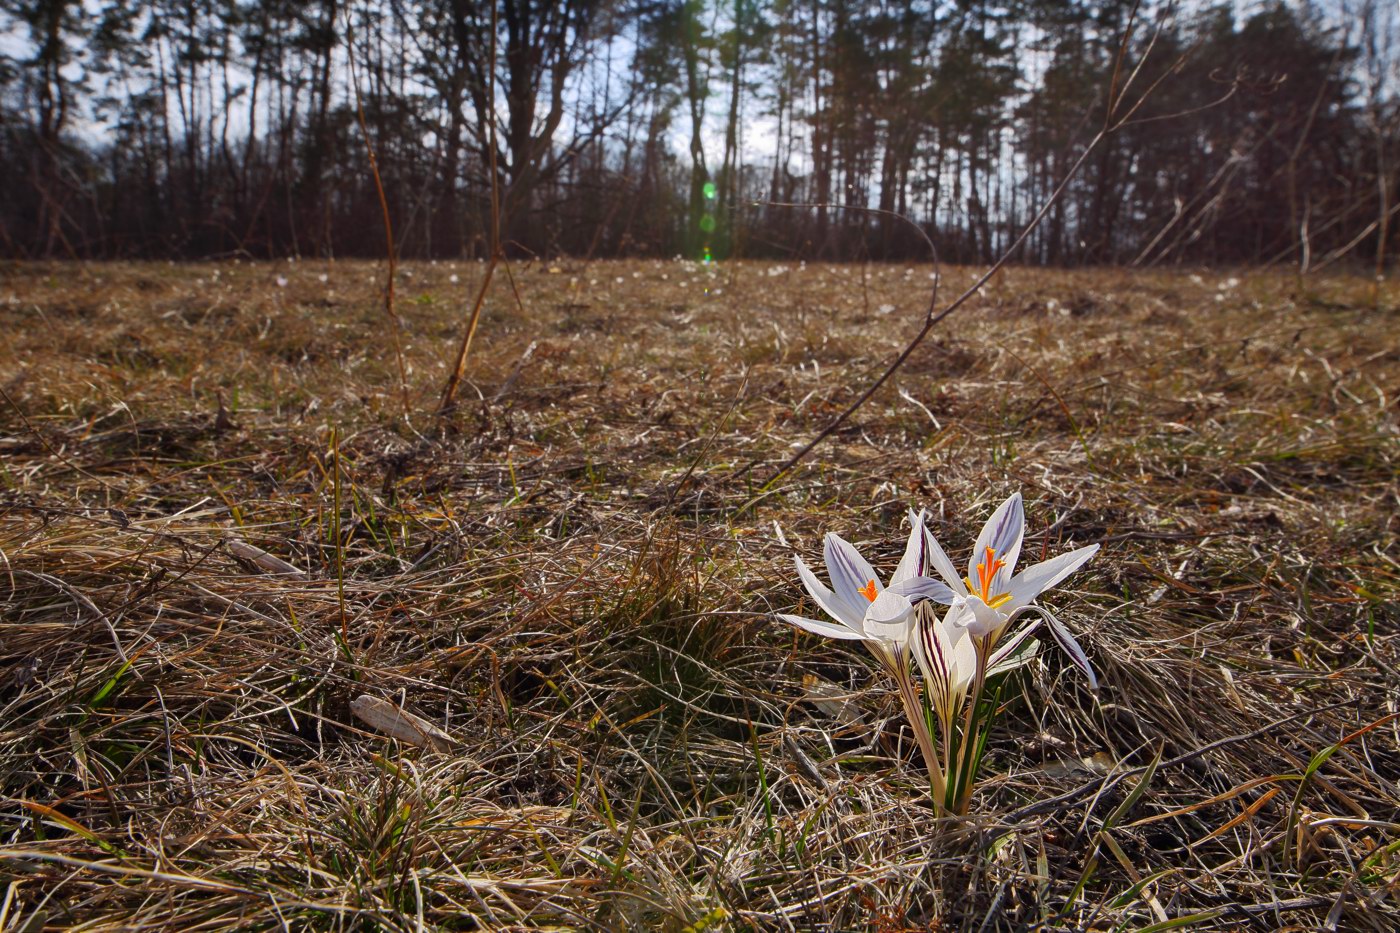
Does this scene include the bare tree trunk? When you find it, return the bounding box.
[809,0,829,251]
[716,0,745,257]
[1374,119,1390,305]
[682,0,709,257]
[33,0,74,255]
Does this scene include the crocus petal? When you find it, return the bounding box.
[932,606,979,700]
[865,589,913,627]
[824,533,882,607]
[888,575,957,604]
[890,510,926,585]
[987,620,1041,671]
[949,622,979,692]
[988,637,1039,678]
[795,555,864,629]
[1006,544,1100,610]
[776,613,868,640]
[920,525,968,595]
[863,592,917,668]
[868,588,912,638]
[952,595,1005,638]
[1013,605,1098,690]
[969,492,1024,592]
[913,599,953,695]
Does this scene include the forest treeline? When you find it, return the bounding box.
[2,0,1396,267]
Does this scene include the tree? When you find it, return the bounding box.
[2,0,88,255]
[442,0,620,250]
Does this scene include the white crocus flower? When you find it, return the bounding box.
[773,494,1100,814]
[920,492,1099,689]
[776,510,956,668]
[777,512,958,799]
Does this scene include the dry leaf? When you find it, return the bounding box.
[456,805,573,829]
[1039,752,1115,778]
[227,539,307,579]
[802,674,867,730]
[350,695,455,752]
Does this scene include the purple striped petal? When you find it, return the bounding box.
[794,555,864,629]
[888,575,957,604]
[891,509,926,585]
[1011,605,1097,690]
[824,533,881,608]
[777,613,868,641]
[913,600,952,695]
[987,620,1041,670]
[970,492,1024,594]
[1007,544,1099,610]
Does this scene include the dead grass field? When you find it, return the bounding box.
[1,258,1398,931]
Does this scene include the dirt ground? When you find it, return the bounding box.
[1,259,1397,930]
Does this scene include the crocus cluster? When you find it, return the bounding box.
[777,493,1098,814]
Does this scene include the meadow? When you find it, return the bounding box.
[1,259,1397,930]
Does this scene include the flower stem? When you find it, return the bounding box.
[953,636,992,814]
[894,666,947,811]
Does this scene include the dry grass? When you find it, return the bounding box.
[1,258,1397,931]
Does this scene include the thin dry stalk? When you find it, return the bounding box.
[761,2,1193,489]
[439,0,503,417]
[343,10,410,418]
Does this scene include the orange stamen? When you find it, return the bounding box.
[975,546,1006,601]
[858,579,878,602]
